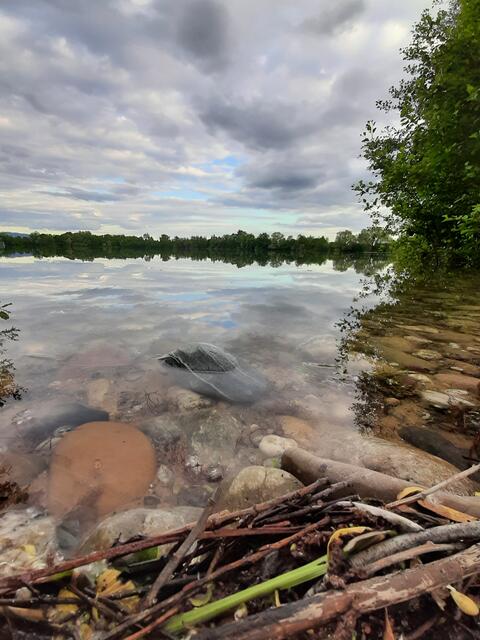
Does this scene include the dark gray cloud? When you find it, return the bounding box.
[301,0,366,36]
[0,0,432,237]
[200,96,318,150]
[175,0,231,72]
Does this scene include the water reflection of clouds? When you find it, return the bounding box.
[0,257,368,398]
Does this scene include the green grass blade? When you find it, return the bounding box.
[165,554,328,634]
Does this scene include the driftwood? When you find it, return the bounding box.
[196,543,480,640]
[335,501,424,532]
[385,462,480,509]
[350,519,480,569]
[282,447,480,517]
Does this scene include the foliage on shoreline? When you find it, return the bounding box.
[354,0,480,265]
[0,228,391,266]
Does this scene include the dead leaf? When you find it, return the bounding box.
[417,499,476,523]
[48,587,80,623]
[383,608,395,640]
[447,585,479,616]
[343,530,395,555]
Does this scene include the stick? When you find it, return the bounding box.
[385,462,480,509]
[282,448,480,516]
[350,520,480,569]
[145,489,220,606]
[0,479,324,595]
[195,543,480,640]
[102,517,330,640]
[362,542,465,576]
[335,501,424,532]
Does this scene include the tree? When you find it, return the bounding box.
[354,0,480,263]
[334,230,357,250]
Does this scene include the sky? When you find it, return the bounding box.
[0,0,432,239]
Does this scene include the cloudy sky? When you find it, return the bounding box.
[0,0,431,238]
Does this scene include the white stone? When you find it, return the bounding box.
[259,434,298,458]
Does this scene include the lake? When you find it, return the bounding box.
[0,254,479,566]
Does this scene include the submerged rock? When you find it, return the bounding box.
[48,421,156,518]
[159,343,267,404]
[0,509,58,577]
[6,400,109,447]
[0,452,46,487]
[139,416,186,464]
[222,466,302,511]
[279,415,318,447]
[190,409,242,466]
[166,386,213,412]
[81,506,202,553]
[421,389,474,409]
[434,372,480,396]
[259,435,297,458]
[400,426,470,472]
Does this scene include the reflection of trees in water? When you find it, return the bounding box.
[0,302,23,407]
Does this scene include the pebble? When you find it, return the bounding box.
[259,434,298,458]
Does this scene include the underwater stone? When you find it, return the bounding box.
[48,421,156,518]
[159,343,267,404]
[259,434,297,458]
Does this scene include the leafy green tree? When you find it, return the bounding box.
[334,230,357,250]
[354,0,480,263]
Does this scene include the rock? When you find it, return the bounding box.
[5,400,109,447]
[412,349,442,361]
[378,347,437,372]
[421,389,474,409]
[259,435,297,458]
[159,343,267,404]
[0,509,58,577]
[400,426,470,472]
[377,336,417,354]
[407,373,432,385]
[27,471,48,509]
[444,359,480,377]
[205,465,224,482]
[80,506,201,553]
[176,485,213,507]
[0,452,46,486]
[397,325,439,335]
[434,372,480,396]
[190,409,242,466]
[222,466,303,511]
[384,397,401,409]
[156,465,175,488]
[279,416,318,447]
[166,387,213,412]
[306,432,474,492]
[86,378,117,414]
[185,454,203,478]
[138,416,186,464]
[48,421,157,518]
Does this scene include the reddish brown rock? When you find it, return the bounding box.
[48,421,156,518]
[434,372,480,396]
[279,415,318,447]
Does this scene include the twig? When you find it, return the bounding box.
[145,488,220,606]
[102,517,330,640]
[69,584,121,622]
[350,520,480,569]
[361,542,465,576]
[195,543,480,640]
[405,614,441,640]
[0,478,325,594]
[122,606,179,640]
[336,501,424,532]
[385,463,480,509]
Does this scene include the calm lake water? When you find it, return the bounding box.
[1,255,480,566]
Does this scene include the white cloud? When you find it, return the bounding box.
[0,0,432,238]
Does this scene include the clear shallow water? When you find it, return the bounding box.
[1,255,480,566]
[0,256,373,417]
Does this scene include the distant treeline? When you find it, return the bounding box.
[0,228,391,267]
